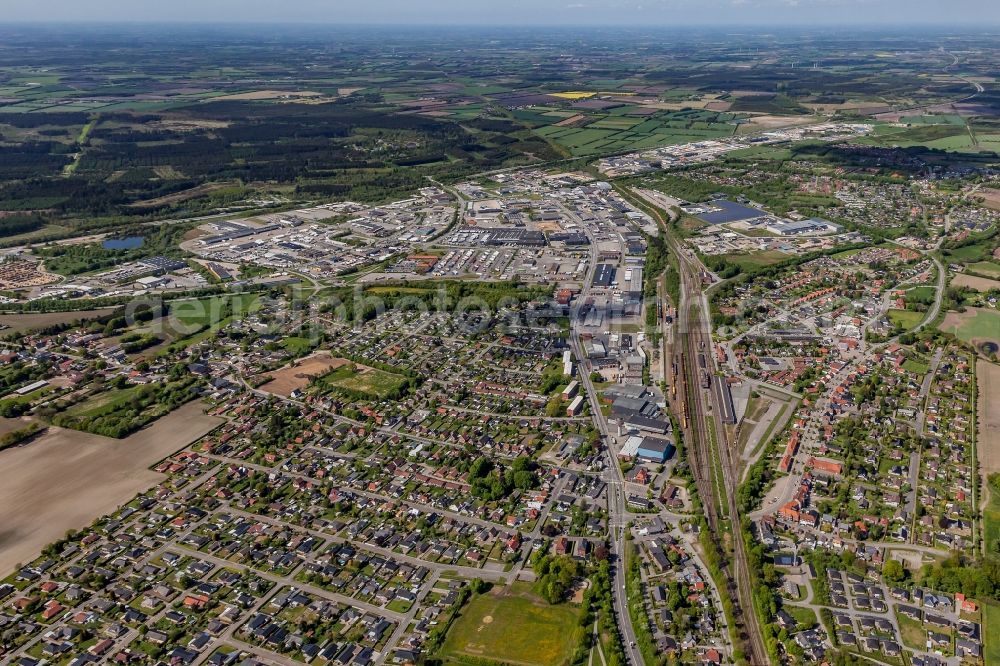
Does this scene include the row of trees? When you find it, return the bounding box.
[0,422,45,452]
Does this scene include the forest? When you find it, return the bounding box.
[0,96,558,239]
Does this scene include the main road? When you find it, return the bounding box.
[569,215,644,666]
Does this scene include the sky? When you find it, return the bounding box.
[1,0,998,26]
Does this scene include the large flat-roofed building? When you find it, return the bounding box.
[624,414,671,435]
[485,229,545,246]
[694,199,767,225]
[136,275,170,289]
[206,262,232,281]
[764,218,841,236]
[636,436,675,463]
[626,267,644,303]
[593,264,616,287]
[549,232,589,246]
[139,256,188,274]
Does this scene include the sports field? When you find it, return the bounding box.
[438,583,583,666]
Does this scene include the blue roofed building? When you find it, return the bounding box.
[636,436,675,463]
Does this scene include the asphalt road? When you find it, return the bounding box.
[568,218,644,665]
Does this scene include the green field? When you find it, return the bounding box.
[888,308,924,330]
[902,358,930,375]
[724,144,797,161]
[946,244,993,263]
[967,261,1000,278]
[785,604,818,630]
[280,336,314,355]
[942,307,1000,344]
[0,386,53,411]
[319,363,409,398]
[719,250,790,271]
[170,293,261,328]
[862,121,991,153]
[65,386,144,418]
[897,613,926,651]
[529,109,740,156]
[899,113,966,126]
[907,286,937,301]
[987,603,1000,666]
[831,247,869,259]
[985,477,1000,557]
[438,583,584,666]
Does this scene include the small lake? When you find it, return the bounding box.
[102,236,145,250]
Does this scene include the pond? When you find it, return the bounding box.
[102,236,145,250]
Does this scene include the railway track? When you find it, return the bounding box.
[676,302,768,665]
[627,185,769,665]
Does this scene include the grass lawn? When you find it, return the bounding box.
[985,479,1000,555]
[280,336,314,355]
[153,293,262,357]
[907,286,937,301]
[888,308,924,330]
[946,244,991,262]
[65,386,143,418]
[967,261,1000,278]
[170,293,260,327]
[438,582,584,666]
[319,363,409,399]
[386,598,413,613]
[897,613,926,651]
[902,358,930,375]
[719,249,790,271]
[786,604,817,629]
[724,144,796,161]
[831,247,869,259]
[985,602,1000,665]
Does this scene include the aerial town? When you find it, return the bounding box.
[0,18,999,666]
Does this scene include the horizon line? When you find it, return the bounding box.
[0,20,998,29]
